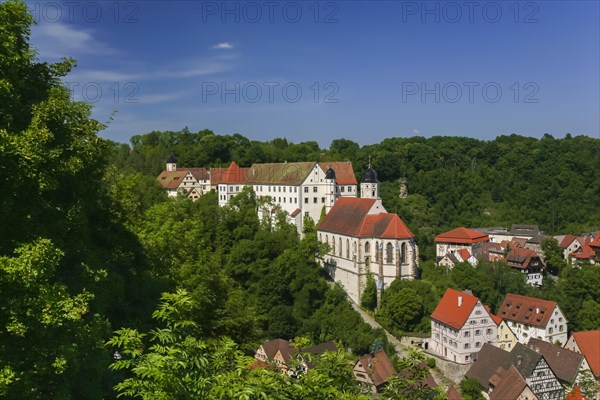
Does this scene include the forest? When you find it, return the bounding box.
[1,0,599,398]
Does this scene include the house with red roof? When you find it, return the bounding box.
[497,294,568,345]
[353,349,397,393]
[430,288,498,363]
[435,227,489,267]
[317,192,418,304]
[506,247,545,286]
[565,331,600,383]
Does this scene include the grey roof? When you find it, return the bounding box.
[362,167,379,183]
[511,224,541,237]
[527,338,584,384]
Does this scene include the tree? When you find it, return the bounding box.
[109,290,371,400]
[0,239,108,399]
[459,377,485,400]
[542,237,566,275]
[361,273,377,311]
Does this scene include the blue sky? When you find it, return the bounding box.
[28,0,599,146]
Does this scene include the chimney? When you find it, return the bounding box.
[516,356,523,366]
[458,296,463,307]
[536,308,540,314]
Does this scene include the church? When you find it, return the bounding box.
[317,164,419,305]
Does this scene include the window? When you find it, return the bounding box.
[481,319,487,323]
[386,243,393,263]
[464,343,470,349]
[365,242,371,254]
[278,187,281,192]
[283,197,286,203]
[464,331,470,337]
[401,243,407,264]
[476,342,481,348]
[341,186,345,192]
[346,239,350,258]
[294,187,297,193]
[475,310,482,315]
[313,197,317,203]
[549,327,553,334]
[321,197,325,203]
[304,212,309,217]
[304,187,308,193]
[332,238,336,253]
[304,198,308,204]
[283,187,286,193]
[475,330,481,336]
[313,187,318,193]
[348,186,352,192]
[559,325,563,332]
[487,328,493,335]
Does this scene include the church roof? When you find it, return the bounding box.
[318,198,413,239]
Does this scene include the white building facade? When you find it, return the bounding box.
[430,288,498,364]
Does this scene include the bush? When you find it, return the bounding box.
[426,357,436,369]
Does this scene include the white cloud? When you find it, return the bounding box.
[31,22,114,58]
[212,42,234,50]
[413,129,421,134]
[139,91,188,104]
[68,70,141,82]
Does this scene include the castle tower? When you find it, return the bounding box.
[166,155,177,171]
[324,165,337,213]
[361,161,379,199]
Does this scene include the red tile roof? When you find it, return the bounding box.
[560,235,580,249]
[485,306,502,326]
[572,330,600,378]
[497,294,557,329]
[435,227,489,244]
[317,161,357,185]
[318,198,413,239]
[431,288,483,330]
[572,244,596,259]
[185,167,210,181]
[156,170,188,189]
[222,162,248,184]
[488,365,529,400]
[446,385,462,400]
[359,213,414,239]
[506,247,542,269]
[209,167,226,185]
[356,350,396,387]
[457,248,472,262]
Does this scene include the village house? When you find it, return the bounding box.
[506,247,545,286]
[430,288,498,364]
[565,331,600,383]
[497,318,519,351]
[466,342,564,400]
[438,248,478,269]
[156,156,214,199]
[253,338,337,375]
[497,294,568,345]
[435,227,489,266]
[527,338,587,388]
[353,349,396,393]
[476,224,543,244]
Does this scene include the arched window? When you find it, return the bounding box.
[332,236,336,253]
[346,239,350,258]
[338,237,342,256]
[375,241,379,262]
[325,235,329,250]
[401,242,407,264]
[386,242,394,263]
[365,241,371,254]
[319,233,322,242]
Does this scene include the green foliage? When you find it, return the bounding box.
[109,290,371,400]
[459,377,485,400]
[542,237,566,275]
[360,273,378,311]
[0,239,110,399]
[382,347,446,400]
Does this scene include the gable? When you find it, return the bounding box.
[431,288,482,330]
[317,162,357,185]
[317,197,379,236]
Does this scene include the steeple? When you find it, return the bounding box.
[361,158,379,199]
[166,155,177,171]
